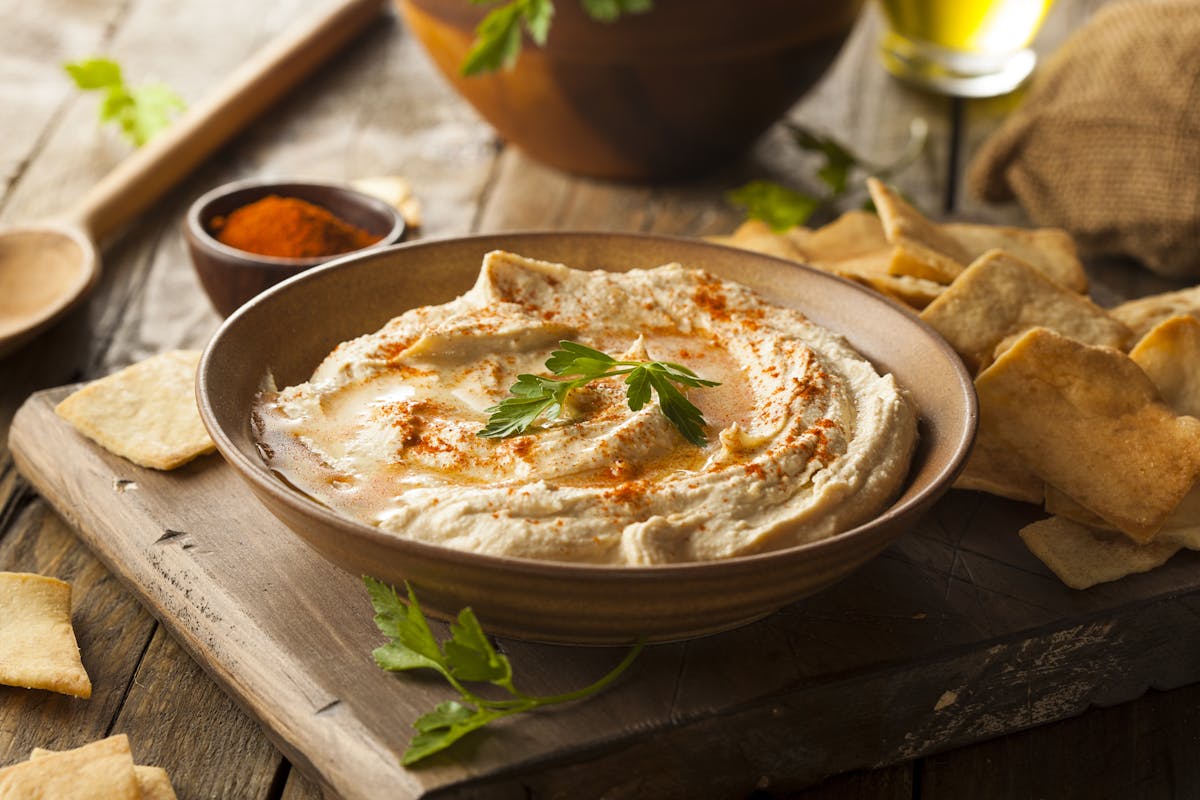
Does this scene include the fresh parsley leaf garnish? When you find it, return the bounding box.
[727,117,928,231]
[64,57,185,147]
[461,0,654,76]
[478,340,720,447]
[725,180,822,232]
[364,576,643,766]
[580,0,653,21]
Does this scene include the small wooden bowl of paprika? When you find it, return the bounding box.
[186,179,406,316]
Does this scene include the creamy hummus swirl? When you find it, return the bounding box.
[253,251,918,564]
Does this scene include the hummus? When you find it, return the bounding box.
[252,251,918,565]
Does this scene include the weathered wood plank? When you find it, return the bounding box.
[0,0,130,200]
[919,676,1200,799]
[281,768,326,800]
[787,765,913,800]
[111,627,286,799]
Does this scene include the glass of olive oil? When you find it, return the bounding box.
[877,0,1055,97]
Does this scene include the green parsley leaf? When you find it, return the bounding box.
[790,127,857,195]
[478,340,720,446]
[365,577,643,766]
[646,368,708,447]
[581,0,654,21]
[365,577,451,678]
[728,118,929,232]
[445,607,513,684]
[477,373,569,438]
[461,0,654,76]
[725,180,822,232]
[123,82,185,146]
[461,0,555,76]
[64,57,123,90]
[624,367,652,410]
[543,340,616,374]
[404,702,501,766]
[64,57,184,147]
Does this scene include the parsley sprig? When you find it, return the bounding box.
[64,57,185,147]
[365,577,643,766]
[477,340,720,447]
[728,117,928,231]
[461,0,653,76]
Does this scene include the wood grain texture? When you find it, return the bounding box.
[918,677,1200,800]
[110,628,287,799]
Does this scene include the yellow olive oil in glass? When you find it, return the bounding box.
[878,0,1054,97]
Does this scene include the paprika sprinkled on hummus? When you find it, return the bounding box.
[252,251,918,565]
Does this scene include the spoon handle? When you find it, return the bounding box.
[68,0,386,241]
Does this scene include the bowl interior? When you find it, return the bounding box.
[198,232,976,642]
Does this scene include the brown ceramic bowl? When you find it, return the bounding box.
[185,179,406,317]
[399,0,865,180]
[197,232,976,644]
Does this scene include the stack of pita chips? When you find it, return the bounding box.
[0,735,178,799]
[714,178,1200,589]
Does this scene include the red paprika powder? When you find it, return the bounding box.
[210,194,381,258]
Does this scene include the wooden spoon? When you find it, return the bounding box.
[0,0,385,356]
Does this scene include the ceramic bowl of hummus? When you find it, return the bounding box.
[197,232,976,643]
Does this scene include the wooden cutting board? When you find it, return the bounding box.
[11,386,1200,799]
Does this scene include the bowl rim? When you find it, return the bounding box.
[197,230,978,579]
[185,177,407,267]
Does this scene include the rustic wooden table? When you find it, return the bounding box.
[2,0,1198,797]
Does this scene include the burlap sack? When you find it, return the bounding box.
[969,0,1200,278]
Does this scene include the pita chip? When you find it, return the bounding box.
[31,748,178,800]
[941,222,1087,293]
[1110,284,1200,340]
[868,178,973,283]
[952,411,1044,504]
[1129,314,1200,417]
[799,210,889,262]
[55,350,214,470]
[351,175,422,229]
[1019,516,1182,590]
[838,266,946,309]
[783,211,945,308]
[975,327,1200,542]
[1047,482,1200,534]
[920,250,1132,371]
[0,572,90,698]
[867,178,1089,290]
[0,735,138,799]
[715,220,810,262]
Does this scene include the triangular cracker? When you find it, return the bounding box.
[975,327,1200,542]
[1019,516,1182,590]
[868,178,973,283]
[32,747,178,800]
[55,350,215,470]
[941,223,1087,293]
[1129,314,1200,417]
[0,572,91,698]
[920,250,1131,371]
[0,735,138,798]
[1110,284,1200,340]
